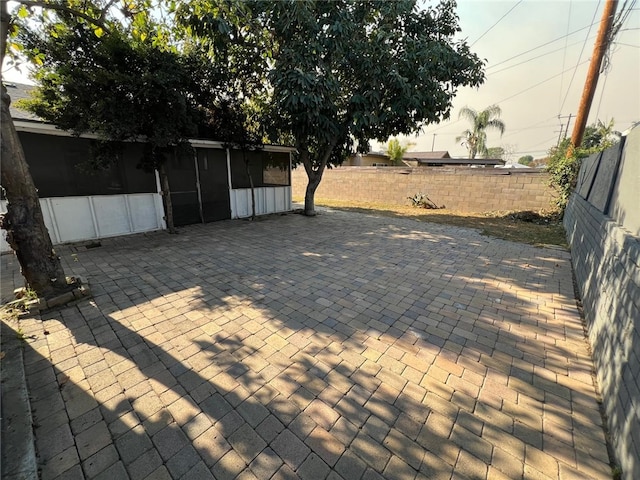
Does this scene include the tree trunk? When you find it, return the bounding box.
[0,85,69,297]
[304,171,322,216]
[300,140,336,217]
[158,163,176,234]
[243,151,256,220]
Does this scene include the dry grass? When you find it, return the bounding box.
[297,198,567,248]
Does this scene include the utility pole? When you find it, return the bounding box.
[558,113,573,140]
[570,0,617,150]
[431,134,437,152]
[555,126,565,147]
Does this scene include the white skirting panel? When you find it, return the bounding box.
[0,193,165,253]
[230,187,292,219]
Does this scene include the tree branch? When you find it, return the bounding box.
[11,0,112,34]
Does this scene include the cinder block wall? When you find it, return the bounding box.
[564,129,640,480]
[292,167,555,212]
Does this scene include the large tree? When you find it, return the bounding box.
[456,104,506,159]
[179,0,485,216]
[0,0,131,297]
[17,9,231,233]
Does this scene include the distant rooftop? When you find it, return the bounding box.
[404,151,451,160]
[4,82,40,121]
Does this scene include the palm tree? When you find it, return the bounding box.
[385,137,415,165]
[456,105,506,159]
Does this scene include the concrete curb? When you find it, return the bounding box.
[1,320,38,480]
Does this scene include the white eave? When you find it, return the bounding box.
[14,120,101,139]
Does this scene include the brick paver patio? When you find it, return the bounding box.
[2,209,612,479]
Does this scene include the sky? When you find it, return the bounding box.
[3,1,639,162]
[400,0,640,161]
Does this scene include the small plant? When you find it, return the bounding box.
[612,465,622,480]
[23,288,38,301]
[408,193,443,209]
[15,328,28,343]
[13,287,37,301]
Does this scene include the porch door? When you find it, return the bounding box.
[166,153,200,227]
[197,149,231,222]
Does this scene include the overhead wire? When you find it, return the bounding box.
[489,37,594,76]
[486,22,599,71]
[426,2,637,153]
[559,0,574,112]
[604,0,638,71]
[495,60,590,105]
[470,1,523,47]
[523,135,559,151]
[501,118,559,138]
[423,59,589,140]
[595,71,610,120]
[591,0,638,121]
[558,0,601,114]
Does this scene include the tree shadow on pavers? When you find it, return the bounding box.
[4,319,216,479]
[16,307,317,480]
[15,301,466,480]
[193,331,612,480]
[14,210,610,478]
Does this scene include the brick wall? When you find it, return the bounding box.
[564,129,640,480]
[292,167,555,212]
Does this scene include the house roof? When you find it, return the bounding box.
[412,157,505,166]
[4,82,40,121]
[494,162,532,169]
[5,82,295,152]
[404,151,451,160]
[350,152,388,159]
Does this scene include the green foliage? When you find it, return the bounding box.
[518,155,534,166]
[16,5,242,172]
[582,119,620,151]
[179,0,485,213]
[456,105,506,159]
[546,119,620,212]
[385,138,414,166]
[486,146,505,159]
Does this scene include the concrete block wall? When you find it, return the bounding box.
[292,167,555,212]
[564,129,640,480]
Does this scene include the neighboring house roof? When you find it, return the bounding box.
[404,151,451,160]
[366,152,389,158]
[413,158,505,166]
[494,162,532,169]
[349,152,388,159]
[4,82,40,121]
[5,82,295,152]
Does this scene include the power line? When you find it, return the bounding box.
[595,71,610,120]
[591,0,638,120]
[501,120,559,138]
[558,0,602,114]
[489,37,594,76]
[604,0,638,71]
[486,22,599,71]
[494,60,590,106]
[559,0,574,112]
[430,62,605,148]
[526,135,559,150]
[470,1,523,47]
